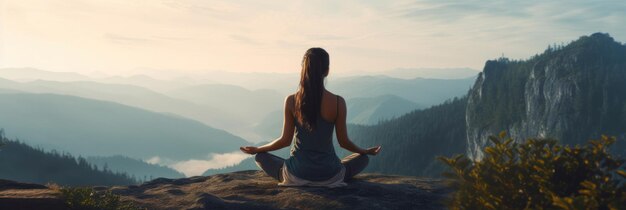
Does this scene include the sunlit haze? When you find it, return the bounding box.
[2,0,624,77]
[1,0,625,178]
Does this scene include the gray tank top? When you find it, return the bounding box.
[284,96,342,181]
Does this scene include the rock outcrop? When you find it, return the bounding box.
[0,179,66,210]
[109,170,449,210]
[1,170,450,210]
[466,33,626,160]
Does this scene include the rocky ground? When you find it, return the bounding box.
[1,170,451,210]
[0,179,65,210]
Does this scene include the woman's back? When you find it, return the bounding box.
[318,91,340,124]
[284,92,342,181]
[241,47,379,186]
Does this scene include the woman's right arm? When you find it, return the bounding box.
[335,96,381,155]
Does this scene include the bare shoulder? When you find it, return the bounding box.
[284,94,295,111]
[325,91,345,108]
[324,90,342,99]
[285,94,295,105]
[330,92,345,105]
[336,94,345,104]
[285,94,295,102]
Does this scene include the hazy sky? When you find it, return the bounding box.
[1,0,624,76]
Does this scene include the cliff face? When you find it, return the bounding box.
[466,33,626,160]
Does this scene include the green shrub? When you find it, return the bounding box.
[439,132,626,210]
[61,187,141,210]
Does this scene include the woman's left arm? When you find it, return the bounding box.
[240,95,295,154]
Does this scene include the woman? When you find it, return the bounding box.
[240,47,381,187]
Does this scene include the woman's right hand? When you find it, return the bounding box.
[240,146,259,155]
[364,146,381,155]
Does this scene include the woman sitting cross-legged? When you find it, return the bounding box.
[240,47,381,188]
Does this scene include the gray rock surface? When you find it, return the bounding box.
[1,170,450,210]
[109,170,450,210]
[0,179,66,210]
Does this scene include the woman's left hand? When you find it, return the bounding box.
[240,146,259,154]
[364,146,381,155]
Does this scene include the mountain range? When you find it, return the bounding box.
[0,33,622,183]
[348,33,626,176]
[328,75,475,108]
[251,76,473,141]
[0,93,246,161]
[0,78,241,135]
[216,33,626,178]
[0,72,473,177]
[346,94,422,125]
[0,72,473,143]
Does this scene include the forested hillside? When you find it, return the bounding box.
[0,131,136,186]
[346,94,422,125]
[86,155,185,180]
[348,97,468,177]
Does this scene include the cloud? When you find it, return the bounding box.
[146,156,162,165]
[148,151,251,177]
[307,34,350,41]
[229,34,262,45]
[392,0,626,31]
[3,0,626,74]
[152,36,192,41]
[160,0,242,22]
[104,33,151,45]
[377,0,626,62]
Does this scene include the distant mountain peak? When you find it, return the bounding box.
[563,32,622,52]
[589,32,615,42]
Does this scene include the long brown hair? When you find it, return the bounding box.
[295,48,330,131]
